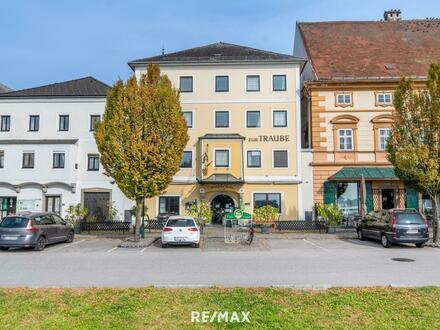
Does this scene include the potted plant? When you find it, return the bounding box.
[315,203,342,234]
[65,204,88,234]
[186,200,212,234]
[253,205,278,234]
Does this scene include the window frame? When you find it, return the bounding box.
[272,110,288,128]
[179,76,193,93]
[214,149,230,168]
[0,150,4,168]
[253,192,282,213]
[90,115,101,132]
[247,150,262,168]
[215,110,229,128]
[246,75,260,92]
[180,150,193,168]
[335,92,353,107]
[52,152,65,169]
[59,115,70,131]
[375,92,393,106]
[87,154,100,171]
[272,149,289,168]
[0,115,10,132]
[29,115,39,132]
[215,75,229,92]
[182,111,193,128]
[246,110,261,128]
[158,195,180,215]
[22,152,35,169]
[338,128,354,151]
[273,75,287,91]
[378,128,391,151]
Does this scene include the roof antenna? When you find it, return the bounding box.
[161,43,165,55]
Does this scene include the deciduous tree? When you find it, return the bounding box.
[95,64,189,241]
[388,63,440,244]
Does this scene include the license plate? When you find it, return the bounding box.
[2,235,18,240]
[174,237,186,242]
[407,230,418,234]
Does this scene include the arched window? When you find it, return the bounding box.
[371,114,393,151]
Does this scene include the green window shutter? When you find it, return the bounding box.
[365,182,373,212]
[323,181,336,205]
[405,188,418,210]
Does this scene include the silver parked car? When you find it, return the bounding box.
[0,212,74,251]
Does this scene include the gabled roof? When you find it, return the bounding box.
[297,20,440,82]
[0,77,110,98]
[0,83,12,94]
[128,42,305,68]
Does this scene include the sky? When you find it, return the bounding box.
[1,0,439,90]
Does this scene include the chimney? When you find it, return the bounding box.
[384,9,402,21]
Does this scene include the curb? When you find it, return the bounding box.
[117,237,160,248]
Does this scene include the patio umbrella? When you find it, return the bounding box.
[360,174,367,217]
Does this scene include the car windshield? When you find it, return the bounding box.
[166,219,195,227]
[396,213,424,224]
[0,217,29,228]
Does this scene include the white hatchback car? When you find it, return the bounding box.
[161,216,200,248]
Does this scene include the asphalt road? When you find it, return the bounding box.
[0,237,440,288]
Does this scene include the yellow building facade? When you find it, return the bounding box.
[128,42,305,221]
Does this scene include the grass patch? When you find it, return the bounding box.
[0,287,439,329]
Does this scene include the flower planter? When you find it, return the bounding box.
[260,224,271,234]
[327,226,337,234]
[74,225,82,234]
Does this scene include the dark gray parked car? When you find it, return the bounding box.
[0,212,74,251]
[357,208,429,248]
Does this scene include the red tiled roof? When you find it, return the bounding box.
[298,20,440,81]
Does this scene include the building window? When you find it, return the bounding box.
[247,150,261,168]
[179,76,193,92]
[379,128,390,151]
[215,76,229,92]
[376,93,392,105]
[246,111,261,128]
[273,110,287,127]
[29,115,39,131]
[159,196,179,215]
[215,149,229,167]
[53,152,65,169]
[215,111,229,128]
[59,115,69,131]
[182,111,193,128]
[335,93,352,106]
[336,182,359,216]
[90,115,100,131]
[22,152,34,168]
[273,150,288,168]
[0,115,10,131]
[246,75,260,92]
[253,193,281,213]
[273,75,286,91]
[180,151,192,168]
[338,129,353,150]
[0,151,3,168]
[87,154,100,171]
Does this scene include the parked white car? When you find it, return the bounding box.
[161,216,200,248]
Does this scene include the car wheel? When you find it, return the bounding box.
[34,236,47,251]
[415,242,425,248]
[0,247,9,251]
[357,229,364,240]
[381,234,391,248]
[193,243,200,248]
[66,230,74,243]
[161,243,167,248]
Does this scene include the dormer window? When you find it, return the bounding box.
[376,92,392,106]
[335,92,352,107]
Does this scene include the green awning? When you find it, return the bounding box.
[330,167,399,181]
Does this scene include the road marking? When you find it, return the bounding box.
[107,247,118,253]
[303,239,330,251]
[45,239,85,252]
[140,247,148,253]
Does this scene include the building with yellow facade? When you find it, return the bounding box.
[128,42,306,221]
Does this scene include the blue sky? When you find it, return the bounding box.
[1,0,439,90]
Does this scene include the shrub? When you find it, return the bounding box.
[253,205,278,224]
[186,200,212,228]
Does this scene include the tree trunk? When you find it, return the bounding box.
[432,195,439,245]
[134,197,143,242]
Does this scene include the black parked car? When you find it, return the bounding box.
[0,212,74,251]
[357,209,429,248]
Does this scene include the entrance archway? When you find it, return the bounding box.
[211,194,235,224]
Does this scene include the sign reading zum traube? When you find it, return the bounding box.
[248,135,290,142]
